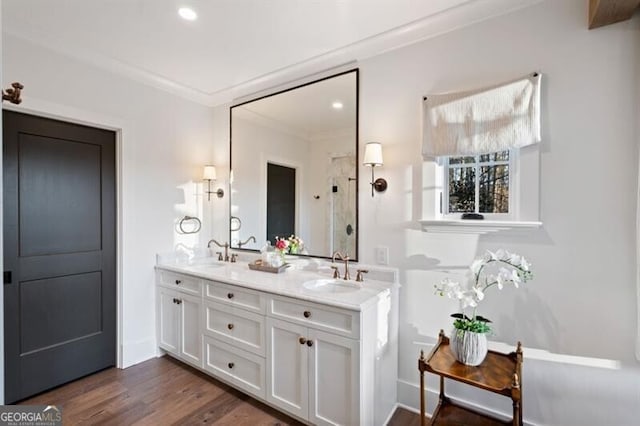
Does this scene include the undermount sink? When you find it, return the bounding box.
[186,260,226,270]
[302,278,360,293]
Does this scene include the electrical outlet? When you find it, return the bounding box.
[375,246,389,265]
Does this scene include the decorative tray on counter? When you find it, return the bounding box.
[248,260,290,274]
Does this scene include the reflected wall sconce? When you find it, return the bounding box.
[363,142,387,197]
[203,165,224,201]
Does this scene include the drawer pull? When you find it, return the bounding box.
[227,293,234,299]
[227,323,234,330]
[299,337,307,345]
[175,279,181,285]
[306,340,313,347]
[228,362,234,369]
[303,311,311,318]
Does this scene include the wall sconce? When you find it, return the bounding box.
[363,142,387,197]
[203,165,224,200]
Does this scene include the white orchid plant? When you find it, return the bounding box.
[434,249,533,334]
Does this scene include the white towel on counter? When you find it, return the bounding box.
[422,72,541,158]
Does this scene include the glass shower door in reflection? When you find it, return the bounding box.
[330,155,356,256]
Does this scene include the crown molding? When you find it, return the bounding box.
[5,0,542,107]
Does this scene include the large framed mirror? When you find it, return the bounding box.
[229,69,359,260]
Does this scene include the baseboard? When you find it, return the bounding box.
[397,379,539,426]
[121,338,156,368]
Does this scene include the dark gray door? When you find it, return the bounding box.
[266,163,295,244]
[3,111,116,403]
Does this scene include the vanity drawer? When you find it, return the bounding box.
[204,300,265,356]
[268,296,360,339]
[205,280,266,314]
[203,336,265,400]
[157,270,201,296]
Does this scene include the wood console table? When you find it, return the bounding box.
[418,330,523,426]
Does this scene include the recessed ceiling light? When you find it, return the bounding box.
[332,101,343,110]
[178,7,198,21]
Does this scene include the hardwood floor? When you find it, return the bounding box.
[20,354,423,425]
[20,355,303,425]
[387,407,421,426]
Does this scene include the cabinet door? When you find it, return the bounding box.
[178,293,202,367]
[266,318,308,420]
[157,287,179,354]
[308,329,360,426]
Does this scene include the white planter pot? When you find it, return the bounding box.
[450,329,488,366]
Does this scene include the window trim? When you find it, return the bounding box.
[442,149,518,220]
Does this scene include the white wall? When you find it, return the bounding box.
[357,1,640,424]
[210,1,640,424]
[2,34,217,369]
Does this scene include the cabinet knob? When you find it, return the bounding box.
[175,299,182,305]
[172,298,177,304]
[227,323,234,330]
[175,279,181,285]
[303,311,311,318]
[228,362,234,369]
[306,340,313,347]
[227,293,234,299]
[299,337,307,345]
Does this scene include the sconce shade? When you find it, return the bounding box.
[203,165,217,181]
[363,142,383,166]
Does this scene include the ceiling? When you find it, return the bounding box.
[2,0,542,105]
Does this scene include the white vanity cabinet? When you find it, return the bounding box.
[155,265,397,426]
[267,317,360,425]
[156,271,202,368]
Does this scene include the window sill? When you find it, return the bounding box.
[420,219,543,235]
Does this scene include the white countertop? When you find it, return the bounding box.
[155,257,397,311]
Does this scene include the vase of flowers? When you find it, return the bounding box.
[434,249,533,366]
[274,237,289,263]
[287,235,304,254]
[275,235,304,257]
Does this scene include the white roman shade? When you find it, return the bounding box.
[422,72,541,158]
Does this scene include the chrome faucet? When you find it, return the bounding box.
[332,251,351,281]
[237,235,257,248]
[208,239,230,262]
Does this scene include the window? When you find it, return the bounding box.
[444,150,512,218]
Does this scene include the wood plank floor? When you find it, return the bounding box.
[20,354,421,425]
[19,355,303,425]
[386,407,421,426]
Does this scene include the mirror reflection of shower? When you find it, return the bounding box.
[330,155,356,256]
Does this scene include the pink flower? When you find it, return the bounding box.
[275,238,289,251]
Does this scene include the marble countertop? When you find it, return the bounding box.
[155,256,397,311]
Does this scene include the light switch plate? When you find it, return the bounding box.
[375,246,389,265]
